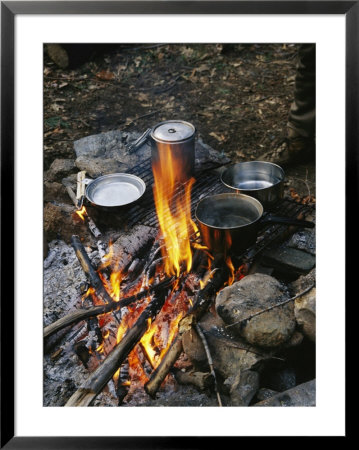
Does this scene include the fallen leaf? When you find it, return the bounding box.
[138,92,149,102]
[59,82,68,89]
[209,132,226,142]
[96,70,115,81]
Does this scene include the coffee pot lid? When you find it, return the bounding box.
[152,120,195,142]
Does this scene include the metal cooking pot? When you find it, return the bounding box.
[127,120,196,182]
[221,161,285,208]
[195,193,314,255]
[83,173,146,210]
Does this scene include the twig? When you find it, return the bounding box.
[44,276,174,339]
[123,109,162,129]
[243,93,288,105]
[225,284,315,329]
[195,323,222,407]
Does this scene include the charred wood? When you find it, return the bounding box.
[144,337,184,398]
[71,235,113,304]
[43,277,173,339]
[116,360,131,405]
[173,369,214,391]
[111,225,156,274]
[74,341,91,368]
[65,290,167,407]
[145,266,228,398]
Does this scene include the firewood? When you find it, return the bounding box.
[195,323,222,406]
[71,235,114,304]
[65,290,167,407]
[66,187,101,237]
[144,265,228,398]
[43,277,174,339]
[173,368,214,391]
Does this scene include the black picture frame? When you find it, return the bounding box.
[1,1,351,447]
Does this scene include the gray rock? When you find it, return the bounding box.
[46,158,76,182]
[225,370,260,406]
[75,155,130,178]
[294,287,316,342]
[261,247,315,276]
[195,137,231,169]
[73,130,230,180]
[256,388,278,402]
[283,330,304,348]
[73,130,151,178]
[182,311,272,381]
[253,379,316,406]
[287,228,316,256]
[215,274,295,348]
[290,268,316,294]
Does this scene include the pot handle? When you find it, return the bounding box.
[261,214,315,228]
[127,128,152,153]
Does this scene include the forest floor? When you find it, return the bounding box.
[43,43,300,170]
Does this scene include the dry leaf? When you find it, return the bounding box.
[138,92,149,102]
[209,132,226,142]
[96,70,115,81]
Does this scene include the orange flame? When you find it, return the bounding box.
[226,256,235,286]
[152,143,197,277]
[98,241,123,302]
[75,206,87,221]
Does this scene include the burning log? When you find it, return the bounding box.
[43,277,174,339]
[144,265,228,398]
[65,288,169,406]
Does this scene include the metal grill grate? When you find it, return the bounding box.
[124,157,315,262]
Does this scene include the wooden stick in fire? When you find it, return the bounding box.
[65,289,168,407]
[71,235,114,305]
[43,276,174,339]
[144,264,229,398]
[66,176,101,238]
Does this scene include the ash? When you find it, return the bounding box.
[43,239,217,407]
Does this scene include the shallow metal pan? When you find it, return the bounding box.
[221,161,285,208]
[84,173,146,209]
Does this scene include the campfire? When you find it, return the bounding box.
[44,128,316,408]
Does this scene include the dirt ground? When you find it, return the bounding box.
[44,43,300,170]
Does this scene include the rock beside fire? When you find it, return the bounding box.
[215,274,295,348]
[73,130,150,178]
[73,130,230,179]
[253,379,316,406]
[182,311,271,381]
[45,158,76,182]
[294,287,316,342]
[224,370,260,406]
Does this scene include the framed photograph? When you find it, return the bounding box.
[1,1,351,447]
